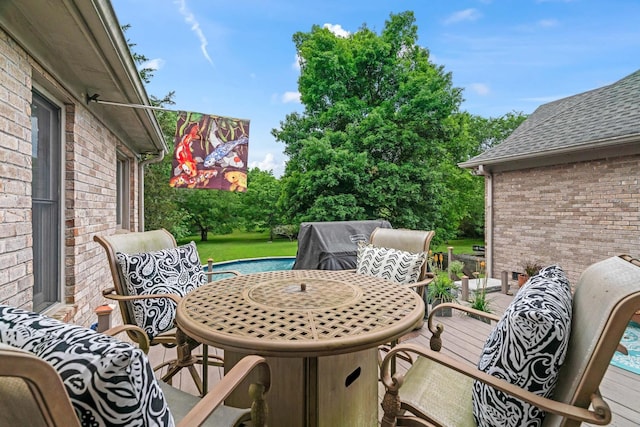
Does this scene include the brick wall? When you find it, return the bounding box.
[62,100,139,326]
[490,154,640,285]
[1,27,138,327]
[0,28,34,310]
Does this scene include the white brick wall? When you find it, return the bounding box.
[490,155,640,285]
[0,28,33,310]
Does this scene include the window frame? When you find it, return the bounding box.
[116,153,131,230]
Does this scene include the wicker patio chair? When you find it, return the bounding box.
[94,229,239,396]
[380,254,640,427]
[0,329,270,427]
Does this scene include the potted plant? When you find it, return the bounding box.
[518,260,543,288]
[448,260,465,281]
[468,289,492,323]
[428,272,458,317]
[467,262,493,323]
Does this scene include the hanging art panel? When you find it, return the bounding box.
[170,111,249,191]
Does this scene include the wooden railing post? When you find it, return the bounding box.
[461,275,469,302]
[501,270,509,294]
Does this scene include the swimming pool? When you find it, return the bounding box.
[205,256,295,280]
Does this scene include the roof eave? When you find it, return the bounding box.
[0,0,167,155]
[459,134,640,173]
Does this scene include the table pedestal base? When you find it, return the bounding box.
[224,348,379,427]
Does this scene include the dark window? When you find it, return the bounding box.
[31,91,61,312]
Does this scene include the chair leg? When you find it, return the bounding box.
[160,363,181,385]
[202,344,208,396]
[156,330,225,396]
[187,364,204,396]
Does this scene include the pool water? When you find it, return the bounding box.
[206,257,295,280]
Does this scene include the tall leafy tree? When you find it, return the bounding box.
[466,111,527,155]
[142,105,196,237]
[176,189,242,241]
[273,11,466,241]
[453,111,528,237]
[242,168,282,239]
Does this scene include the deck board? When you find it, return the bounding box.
[150,286,640,426]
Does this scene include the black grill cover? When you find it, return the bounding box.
[293,220,392,270]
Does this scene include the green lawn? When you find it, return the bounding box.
[178,231,298,262]
[432,238,485,255]
[181,230,484,263]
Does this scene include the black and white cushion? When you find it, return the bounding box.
[472,265,573,427]
[356,243,427,285]
[116,241,206,339]
[0,304,174,427]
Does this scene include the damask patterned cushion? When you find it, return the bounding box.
[0,304,174,427]
[472,265,573,427]
[356,243,427,285]
[116,241,206,339]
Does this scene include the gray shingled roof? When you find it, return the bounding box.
[460,69,640,168]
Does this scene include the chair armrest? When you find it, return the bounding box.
[426,302,501,351]
[103,324,150,353]
[380,343,611,425]
[348,271,434,289]
[177,355,271,427]
[209,269,242,278]
[410,275,435,290]
[102,287,182,305]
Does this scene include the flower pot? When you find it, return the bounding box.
[432,298,452,317]
[518,274,528,288]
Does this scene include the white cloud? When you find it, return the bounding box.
[281,91,301,103]
[175,0,213,65]
[250,153,276,171]
[249,153,287,177]
[323,23,350,38]
[538,19,559,27]
[468,83,490,96]
[292,54,302,71]
[140,58,165,71]
[444,9,482,25]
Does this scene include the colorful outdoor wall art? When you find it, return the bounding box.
[170,111,249,191]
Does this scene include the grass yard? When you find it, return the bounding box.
[179,230,298,262]
[180,230,483,263]
[432,238,484,255]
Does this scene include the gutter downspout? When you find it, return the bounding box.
[476,165,493,278]
[138,150,165,232]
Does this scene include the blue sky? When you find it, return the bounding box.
[112,0,640,177]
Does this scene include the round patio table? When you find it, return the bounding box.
[176,269,424,427]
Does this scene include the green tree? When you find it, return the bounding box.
[467,111,527,155]
[177,189,242,241]
[454,111,528,237]
[273,11,466,241]
[242,168,282,239]
[143,105,196,238]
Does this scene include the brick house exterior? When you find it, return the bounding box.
[460,70,640,285]
[0,1,166,326]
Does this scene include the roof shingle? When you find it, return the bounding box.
[461,69,640,168]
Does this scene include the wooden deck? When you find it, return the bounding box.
[149,284,640,426]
